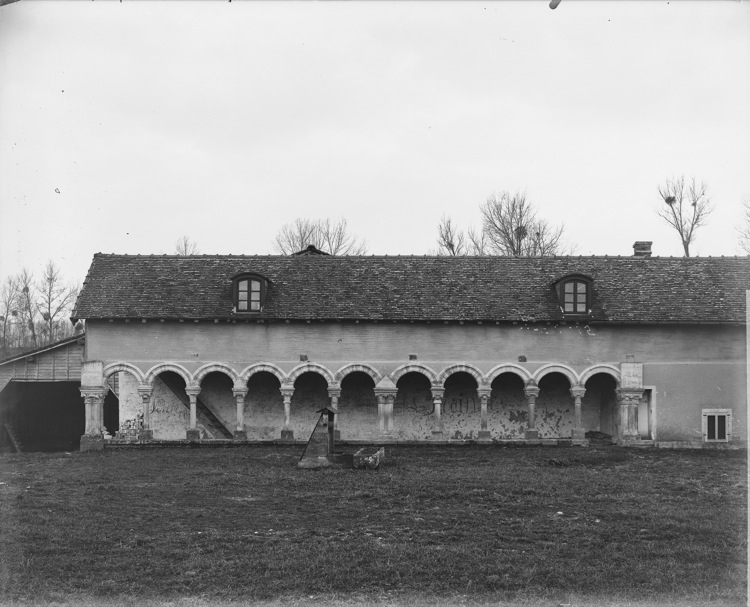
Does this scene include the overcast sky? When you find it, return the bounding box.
[1,1,748,285]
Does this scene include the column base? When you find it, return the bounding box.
[80,434,105,452]
[478,430,492,443]
[571,428,586,440]
[431,430,444,440]
[280,429,294,442]
[186,429,201,441]
[233,430,247,441]
[617,435,642,446]
[137,429,154,441]
[525,429,539,439]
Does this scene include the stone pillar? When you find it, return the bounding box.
[376,394,395,435]
[374,376,398,437]
[137,384,154,441]
[79,386,108,451]
[570,386,586,440]
[431,387,444,440]
[616,388,642,442]
[280,385,294,441]
[328,387,341,441]
[184,384,200,441]
[524,384,540,439]
[233,386,248,441]
[477,388,491,442]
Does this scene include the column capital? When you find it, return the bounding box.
[524,385,540,399]
[616,388,643,406]
[570,386,586,400]
[185,383,201,398]
[431,387,445,400]
[280,383,294,399]
[377,393,396,405]
[232,388,248,399]
[80,386,107,401]
[327,388,342,399]
[137,383,153,399]
[477,389,491,402]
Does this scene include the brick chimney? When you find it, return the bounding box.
[633,241,652,258]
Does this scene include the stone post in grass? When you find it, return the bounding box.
[430,386,444,440]
[185,383,201,441]
[524,384,540,440]
[570,386,586,440]
[232,383,248,441]
[280,384,294,441]
[477,387,491,442]
[136,384,154,441]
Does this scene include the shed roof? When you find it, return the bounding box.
[72,253,750,324]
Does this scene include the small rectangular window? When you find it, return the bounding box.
[702,409,731,442]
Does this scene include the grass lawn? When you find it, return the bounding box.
[0,444,746,606]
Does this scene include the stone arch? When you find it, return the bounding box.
[102,362,145,384]
[579,364,621,387]
[390,363,438,385]
[193,363,240,386]
[486,363,533,386]
[436,364,484,387]
[238,362,286,385]
[143,362,192,387]
[533,363,579,387]
[334,363,382,384]
[287,362,336,386]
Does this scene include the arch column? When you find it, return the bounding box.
[79,386,108,451]
[328,386,341,440]
[616,388,642,442]
[431,386,444,440]
[477,387,491,442]
[524,384,540,439]
[137,384,154,441]
[570,386,586,440]
[185,383,201,441]
[280,384,294,441]
[233,384,248,441]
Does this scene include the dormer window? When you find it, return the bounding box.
[232,272,268,314]
[554,274,592,316]
[563,279,587,313]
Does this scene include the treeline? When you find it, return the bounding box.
[0,261,80,358]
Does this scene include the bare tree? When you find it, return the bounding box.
[656,176,713,257]
[480,191,566,256]
[273,217,368,255]
[36,261,79,345]
[16,268,38,347]
[738,200,750,255]
[175,235,200,255]
[436,215,466,256]
[0,276,19,352]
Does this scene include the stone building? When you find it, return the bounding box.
[70,242,749,451]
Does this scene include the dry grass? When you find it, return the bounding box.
[0,445,746,606]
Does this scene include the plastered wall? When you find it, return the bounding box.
[86,321,746,367]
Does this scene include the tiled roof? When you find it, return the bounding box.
[71,254,750,324]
